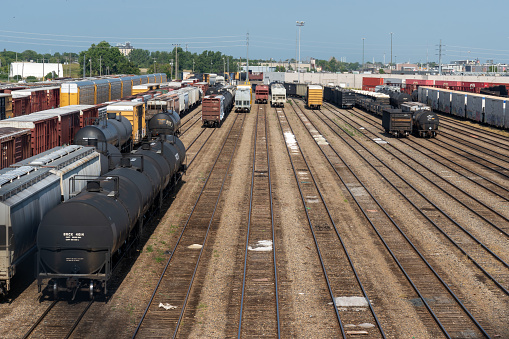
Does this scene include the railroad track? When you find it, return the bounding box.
[333,104,509,230]
[438,128,509,154]
[438,115,509,145]
[132,113,245,338]
[291,99,495,337]
[347,105,509,201]
[180,109,203,135]
[236,104,280,337]
[321,102,509,289]
[276,104,385,337]
[22,299,93,339]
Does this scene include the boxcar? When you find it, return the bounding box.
[306,85,323,109]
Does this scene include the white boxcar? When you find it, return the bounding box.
[451,92,467,118]
[430,88,440,111]
[270,83,286,108]
[466,93,484,122]
[418,86,429,104]
[438,89,452,114]
[484,96,506,128]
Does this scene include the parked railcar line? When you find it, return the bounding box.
[319,102,509,292]
[132,113,245,338]
[292,98,492,337]
[237,104,280,338]
[276,105,384,337]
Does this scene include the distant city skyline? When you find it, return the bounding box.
[1,0,507,65]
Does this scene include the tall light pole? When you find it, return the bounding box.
[390,32,393,68]
[170,60,173,80]
[296,21,305,83]
[362,38,365,71]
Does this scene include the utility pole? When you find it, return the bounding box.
[42,58,45,81]
[83,55,85,78]
[153,57,156,73]
[99,56,102,76]
[227,57,229,82]
[193,59,195,73]
[246,32,249,83]
[89,58,92,77]
[296,21,304,83]
[170,59,173,80]
[390,32,393,67]
[223,57,225,78]
[172,44,180,80]
[185,44,188,52]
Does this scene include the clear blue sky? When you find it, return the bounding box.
[2,0,507,64]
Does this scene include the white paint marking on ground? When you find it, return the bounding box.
[314,135,329,145]
[188,244,203,249]
[284,132,300,154]
[248,240,273,252]
[335,296,369,307]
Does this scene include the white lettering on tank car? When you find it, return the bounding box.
[63,232,85,242]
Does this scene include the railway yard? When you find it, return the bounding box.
[1,83,509,338]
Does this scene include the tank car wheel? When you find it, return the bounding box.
[89,281,94,299]
[53,281,58,299]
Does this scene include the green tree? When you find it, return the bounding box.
[79,41,139,76]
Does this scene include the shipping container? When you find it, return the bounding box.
[484,96,505,127]
[0,127,31,169]
[406,79,434,86]
[106,101,146,144]
[362,77,384,87]
[306,85,323,109]
[0,114,59,155]
[435,80,462,88]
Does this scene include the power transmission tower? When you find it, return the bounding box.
[436,40,445,76]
